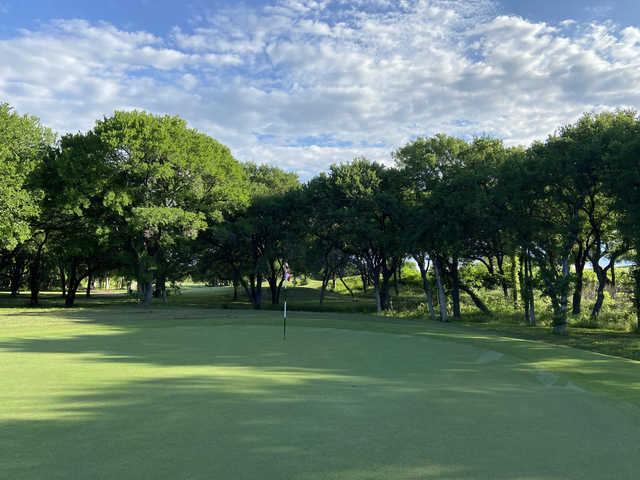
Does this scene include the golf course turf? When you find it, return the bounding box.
[1,306,639,479]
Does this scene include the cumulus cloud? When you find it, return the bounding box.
[1,0,640,178]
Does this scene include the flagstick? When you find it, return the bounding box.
[283,283,287,340]
[283,262,290,340]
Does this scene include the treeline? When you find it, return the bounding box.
[1,103,639,334]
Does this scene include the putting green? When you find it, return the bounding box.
[1,310,639,479]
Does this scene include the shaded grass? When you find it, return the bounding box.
[2,279,640,363]
[1,306,640,479]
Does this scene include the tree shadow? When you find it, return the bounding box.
[2,315,640,479]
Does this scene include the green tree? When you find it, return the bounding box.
[94,110,246,306]
[554,112,636,319]
[326,159,407,312]
[602,112,640,330]
[394,135,468,320]
[303,173,352,304]
[0,104,54,304]
[0,103,54,252]
[395,135,500,318]
[510,139,585,335]
[37,132,127,306]
[199,163,299,308]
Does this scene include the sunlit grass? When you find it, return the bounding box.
[1,305,639,479]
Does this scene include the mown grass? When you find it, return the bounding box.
[1,305,640,479]
[2,273,639,362]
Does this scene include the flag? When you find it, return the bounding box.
[284,263,291,287]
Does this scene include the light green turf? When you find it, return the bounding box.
[1,307,639,479]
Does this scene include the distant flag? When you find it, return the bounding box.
[284,263,291,287]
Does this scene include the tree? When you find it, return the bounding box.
[36,132,127,306]
[325,159,407,312]
[554,112,636,319]
[602,112,640,330]
[303,173,351,305]
[508,139,584,335]
[244,164,301,305]
[0,103,54,252]
[94,110,246,306]
[0,104,54,304]
[199,163,299,308]
[395,135,501,319]
[394,135,467,320]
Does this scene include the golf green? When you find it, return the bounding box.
[1,309,639,479]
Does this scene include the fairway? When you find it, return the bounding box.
[1,308,639,479]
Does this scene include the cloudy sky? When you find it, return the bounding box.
[2,0,639,178]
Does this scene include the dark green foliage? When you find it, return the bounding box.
[2,101,640,336]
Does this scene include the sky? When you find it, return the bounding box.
[2,0,640,179]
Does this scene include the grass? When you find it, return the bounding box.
[1,302,640,479]
[3,278,640,363]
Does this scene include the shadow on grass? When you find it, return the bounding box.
[3,319,640,479]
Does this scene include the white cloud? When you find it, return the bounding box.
[1,1,640,179]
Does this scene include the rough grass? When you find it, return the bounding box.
[1,304,640,479]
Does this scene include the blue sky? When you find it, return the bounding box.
[2,0,640,178]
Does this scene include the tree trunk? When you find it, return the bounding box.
[521,251,536,326]
[414,255,436,320]
[9,256,25,297]
[433,257,448,322]
[360,269,368,294]
[610,263,616,299]
[572,240,587,315]
[450,256,461,318]
[319,269,330,305]
[551,256,570,335]
[591,285,606,320]
[374,278,382,313]
[240,274,262,309]
[510,253,518,309]
[141,280,153,306]
[632,262,640,332]
[86,273,93,298]
[393,268,399,296]
[378,258,398,311]
[552,321,567,335]
[233,279,239,301]
[496,255,508,300]
[253,273,263,308]
[339,274,355,298]
[380,273,392,311]
[572,262,584,316]
[59,265,67,298]
[29,262,41,306]
[64,264,85,307]
[29,234,48,306]
[268,276,278,304]
[276,276,284,304]
[65,284,79,307]
[527,256,536,326]
[369,261,383,313]
[459,283,491,315]
[138,266,154,307]
[519,252,528,323]
[590,258,613,320]
[527,256,536,327]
